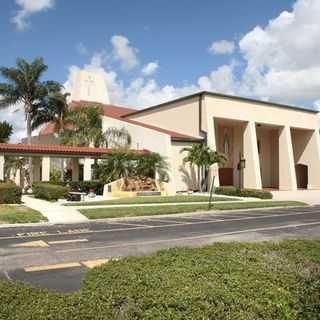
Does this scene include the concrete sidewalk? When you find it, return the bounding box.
[22,196,88,224]
[272,190,320,205]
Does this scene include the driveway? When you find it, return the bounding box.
[272,190,320,205]
[0,205,320,292]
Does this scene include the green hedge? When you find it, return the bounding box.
[33,182,68,201]
[68,180,104,195]
[0,182,22,204]
[215,186,273,199]
[0,241,319,319]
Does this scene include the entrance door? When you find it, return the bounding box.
[295,164,308,189]
[219,168,234,186]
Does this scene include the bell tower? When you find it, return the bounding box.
[70,69,110,104]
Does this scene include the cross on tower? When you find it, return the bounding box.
[85,76,95,97]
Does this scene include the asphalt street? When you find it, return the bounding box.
[0,205,320,292]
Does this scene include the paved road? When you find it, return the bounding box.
[0,205,320,292]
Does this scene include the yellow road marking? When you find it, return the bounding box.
[24,262,81,272]
[82,259,109,269]
[13,240,49,248]
[48,239,88,245]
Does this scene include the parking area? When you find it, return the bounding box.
[1,205,320,292]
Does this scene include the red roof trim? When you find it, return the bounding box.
[0,143,149,156]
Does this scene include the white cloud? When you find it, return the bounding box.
[142,62,159,76]
[111,35,139,72]
[12,0,55,31]
[0,103,26,142]
[198,61,239,94]
[209,40,235,55]
[238,0,320,104]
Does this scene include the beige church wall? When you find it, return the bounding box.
[102,116,176,194]
[21,134,60,145]
[127,97,201,138]
[171,141,198,192]
[203,95,319,130]
[102,117,171,156]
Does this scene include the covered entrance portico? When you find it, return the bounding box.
[0,143,147,187]
[208,117,320,191]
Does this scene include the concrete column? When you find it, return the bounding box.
[243,121,262,189]
[71,158,79,181]
[83,158,92,181]
[310,130,320,189]
[15,169,21,186]
[206,116,220,188]
[279,126,297,190]
[0,154,4,181]
[41,157,50,182]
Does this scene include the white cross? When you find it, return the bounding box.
[85,76,95,97]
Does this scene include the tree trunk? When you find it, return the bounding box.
[59,125,64,181]
[26,111,33,186]
[198,166,202,192]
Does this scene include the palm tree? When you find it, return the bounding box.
[32,92,70,134]
[61,105,104,147]
[104,127,132,149]
[0,121,13,143]
[97,149,136,183]
[207,151,228,208]
[0,58,61,183]
[181,144,207,191]
[4,156,27,186]
[135,152,169,182]
[181,144,227,192]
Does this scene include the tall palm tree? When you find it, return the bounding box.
[32,92,70,134]
[0,58,61,183]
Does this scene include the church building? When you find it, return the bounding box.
[32,70,320,194]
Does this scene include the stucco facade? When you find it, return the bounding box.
[125,92,320,192]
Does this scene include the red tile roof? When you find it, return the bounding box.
[40,100,202,142]
[0,143,149,157]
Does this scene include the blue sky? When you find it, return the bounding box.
[1,0,320,140]
[1,1,292,86]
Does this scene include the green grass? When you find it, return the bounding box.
[0,240,319,319]
[64,195,237,206]
[80,201,306,219]
[0,205,47,224]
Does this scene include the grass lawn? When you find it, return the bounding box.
[80,201,306,219]
[64,195,237,206]
[0,205,47,224]
[0,240,319,319]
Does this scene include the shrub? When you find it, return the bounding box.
[0,182,22,204]
[0,241,319,319]
[33,182,68,201]
[215,186,273,199]
[49,168,62,184]
[68,180,104,195]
